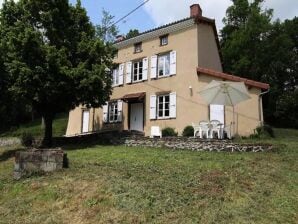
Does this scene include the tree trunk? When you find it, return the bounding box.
[42,115,53,147]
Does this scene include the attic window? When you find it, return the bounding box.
[160,35,168,46]
[134,42,142,53]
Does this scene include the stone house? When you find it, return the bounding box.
[66,4,269,137]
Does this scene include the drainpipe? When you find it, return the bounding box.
[259,88,270,126]
[92,108,95,132]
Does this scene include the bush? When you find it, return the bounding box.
[162,127,178,137]
[21,132,35,147]
[182,126,194,137]
[251,124,275,139]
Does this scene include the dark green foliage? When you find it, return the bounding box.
[250,124,275,139]
[21,132,35,147]
[220,0,298,128]
[126,29,140,39]
[182,126,194,137]
[0,0,115,146]
[162,127,178,137]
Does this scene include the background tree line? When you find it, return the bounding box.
[220,0,297,128]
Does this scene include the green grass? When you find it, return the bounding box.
[0,113,68,138]
[0,129,297,223]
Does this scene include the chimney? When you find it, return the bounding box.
[116,35,125,42]
[190,4,202,17]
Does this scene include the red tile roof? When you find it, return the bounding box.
[197,67,270,90]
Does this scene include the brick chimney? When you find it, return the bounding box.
[190,4,202,17]
[116,35,125,42]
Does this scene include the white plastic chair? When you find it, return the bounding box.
[199,121,210,139]
[210,120,223,139]
[150,126,162,138]
[192,123,200,137]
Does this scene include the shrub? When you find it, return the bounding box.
[182,126,194,137]
[21,132,35,147]
[162,127,178,137]
[252,124,275,139]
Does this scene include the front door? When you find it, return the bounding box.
[82,110,90,133]
[210,104,225,124]
[130,103,144,132]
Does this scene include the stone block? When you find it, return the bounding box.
[14,148,67,180]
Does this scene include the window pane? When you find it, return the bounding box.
[165,102,169,110]
[158,57,164,76]
[159,110,163,117]
[165,95,170,102]
[165,54,170,75]
[159,96,164,103]
[165,110,170,117]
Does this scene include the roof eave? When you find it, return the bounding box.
[197,67,270,90]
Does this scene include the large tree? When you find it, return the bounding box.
[221,0,273,80]
[220,0,298,128]
[0,0,115,146]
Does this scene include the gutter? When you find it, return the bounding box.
[259,88,270,125]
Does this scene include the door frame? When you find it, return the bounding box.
[128,102,145,131]
[81,109,90,133]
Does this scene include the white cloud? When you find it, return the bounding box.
[0,0,19,8]
[144,0,298,30]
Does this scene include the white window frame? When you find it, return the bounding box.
[157,94,170,119]
[157,53,171,77]
[108,102,119,123]
[132,60,143,82]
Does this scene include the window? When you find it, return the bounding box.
[103,101,123,123]
[157,94,170,118]
[160,35,168,46]
[132,60,143,82]
[109,102,118,123]
[158,53,170,77]
[134,42,142,53]
[112,67,119,86]
[150,93,176,120]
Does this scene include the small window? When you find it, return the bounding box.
[160,35,168,46]
[134,42,142,53]
[158,53,170,77]
[132,60,143,82]
[109,102,118,123]
[157,94,170,119]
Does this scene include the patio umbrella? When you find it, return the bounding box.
[198,80,251,137]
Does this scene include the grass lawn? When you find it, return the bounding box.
[0,129,297,223]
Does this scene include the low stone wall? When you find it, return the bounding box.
[124,137,273,152]
[14,148,67,180]
[0,137,21,147]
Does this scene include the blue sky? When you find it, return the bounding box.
[69,0,298,35]
[69,0,155,35]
